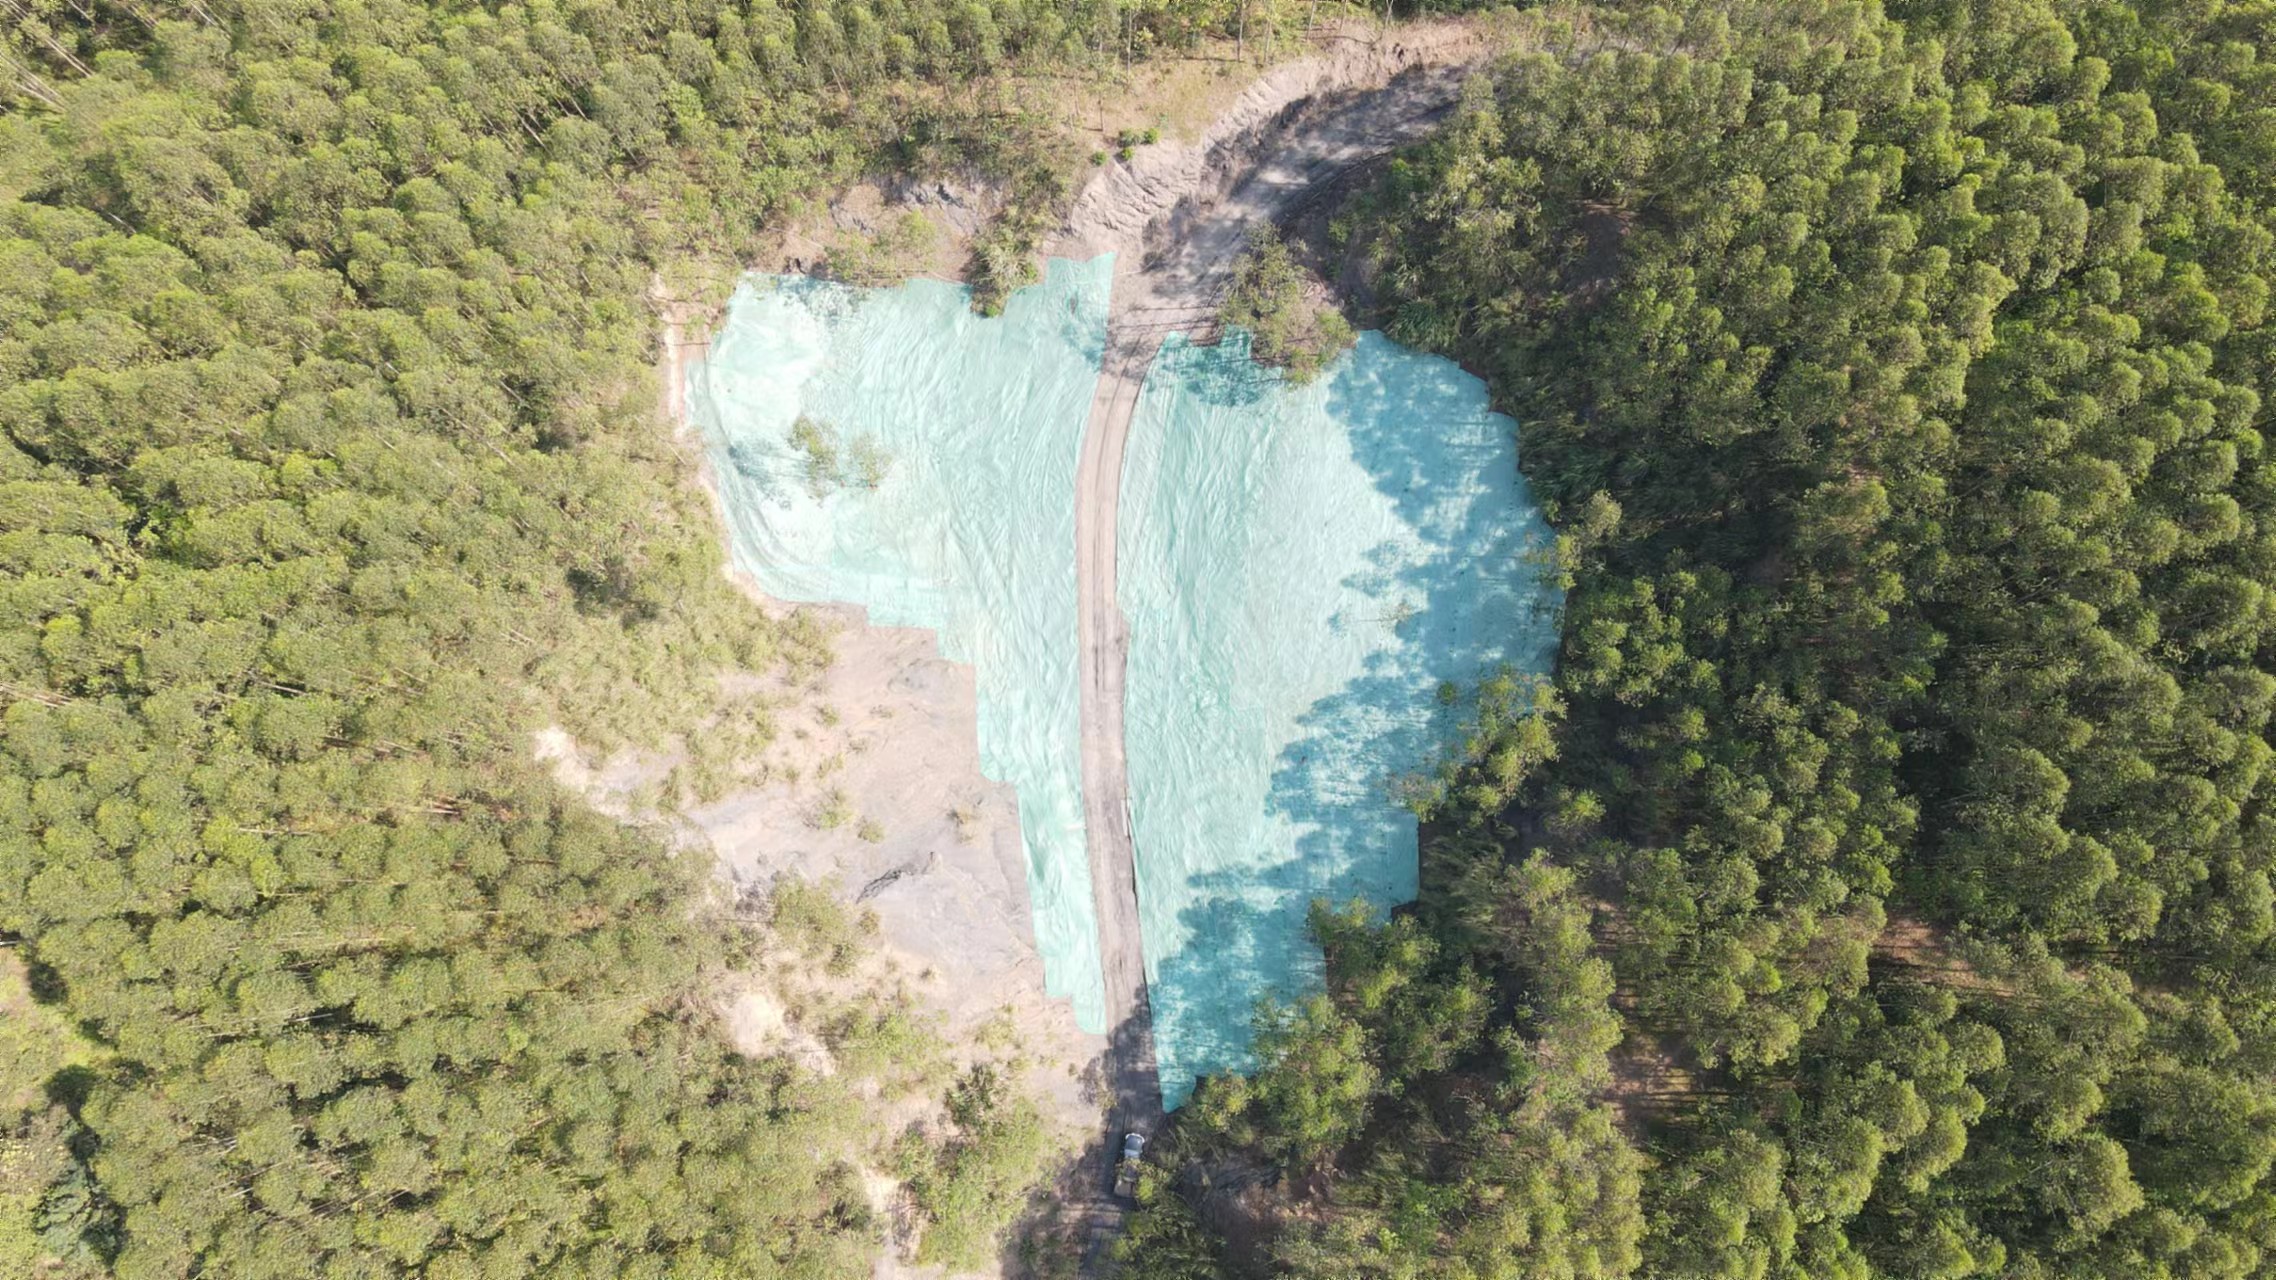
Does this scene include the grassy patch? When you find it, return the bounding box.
[814,787,855,831]
[827,999,951,1094]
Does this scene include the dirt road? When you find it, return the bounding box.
[1062,23,1497,1158]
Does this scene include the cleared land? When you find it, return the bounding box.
[1055,16,1497,1153]
[656,23,1505,1267]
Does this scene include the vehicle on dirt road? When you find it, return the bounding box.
[1111,1131,1146,1200]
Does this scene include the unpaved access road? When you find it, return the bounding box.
[1058,22,1498,1161]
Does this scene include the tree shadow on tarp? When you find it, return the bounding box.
[1147,852,1339,1109]
[1273,333,1558,882]
[1143,333,1559,1107]
[723,438,796,505]
[1033,265,1111,368]
[771,270,863,319]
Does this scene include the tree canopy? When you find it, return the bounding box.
[13,0,2276,1275]
[1127,2,2276,1278]
[0,0,1222,1272]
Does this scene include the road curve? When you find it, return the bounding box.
[1066,33,1492,1153]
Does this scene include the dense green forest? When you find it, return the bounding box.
[0,0,1284,1274]
[11,0,2276,1276]
[1125,1,2276,1278]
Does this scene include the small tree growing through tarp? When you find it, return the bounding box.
[1219,225,1355,384]
[790,416,894,498]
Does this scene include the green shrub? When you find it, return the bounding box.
[904,1065,1055,1269]
[815,787,854,830]
[791,416,844,497]
[1218,226,1355,383]
[768,878,874,976]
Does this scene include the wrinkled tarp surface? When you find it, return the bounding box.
[689,259,1113,1030]
[691,264,1560,1100]
[1120,330,1559,1108]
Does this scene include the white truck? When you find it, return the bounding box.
[1111,1131,1146,1200]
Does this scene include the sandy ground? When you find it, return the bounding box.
[1060,18,1505,1145]
[691,617,1080,1045]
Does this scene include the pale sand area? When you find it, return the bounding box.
[695,610,1101,1103]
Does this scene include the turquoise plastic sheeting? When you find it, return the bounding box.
[687,258,1114,1032]
[1120,329,1560,1109]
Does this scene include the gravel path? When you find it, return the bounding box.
[1061,22,1497,1157]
